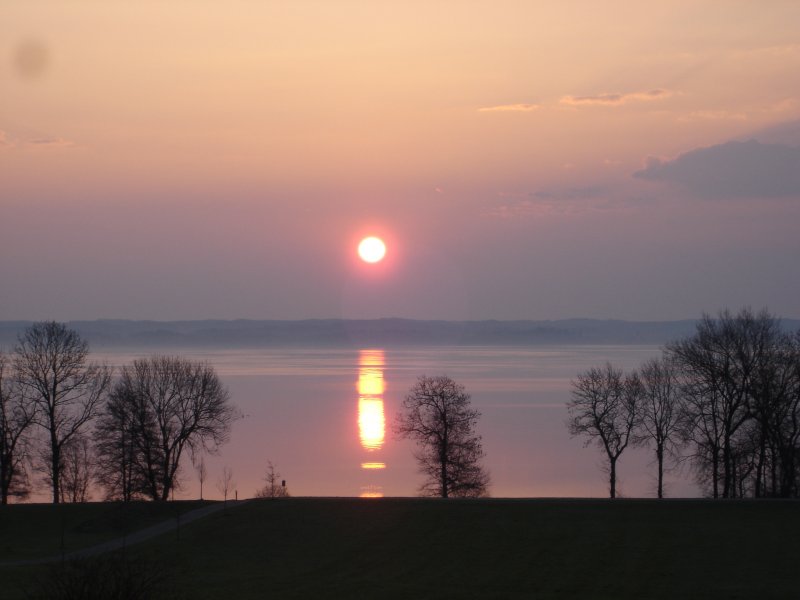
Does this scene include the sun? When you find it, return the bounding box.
[358,237,386,263]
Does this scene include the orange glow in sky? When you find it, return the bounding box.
[3,2,800,323]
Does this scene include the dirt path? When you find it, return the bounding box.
[0,500,249,567]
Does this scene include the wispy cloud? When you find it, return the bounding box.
[561,89,672,107]
[26,137,74,148]
[478,103,541,113]
[484,187,632,219]
[0,130,10,146]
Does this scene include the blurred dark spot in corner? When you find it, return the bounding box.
[13,38,50,80]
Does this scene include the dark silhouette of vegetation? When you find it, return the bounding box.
[30,553,173,600]
[194,456,207,500]
[13,322,111,504]
[395,375,489,498]
[667,308,800,497]
[94,356,236,502]
[217,465,235,506]
[94,389,141,502]
[0,352,34,504]
[60,434,95,503]
[255,460,289,498]
[632,357,685,498]
[569,307,800,498]
[568,363,639,498]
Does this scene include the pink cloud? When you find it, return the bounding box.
[478,103,541,113]
[26,137,74,148]
[561,89,672,107]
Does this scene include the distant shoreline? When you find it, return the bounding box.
[2,317,798,349]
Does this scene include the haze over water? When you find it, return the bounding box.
[48,343,700,501]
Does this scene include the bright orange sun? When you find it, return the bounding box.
[358,237,386,263]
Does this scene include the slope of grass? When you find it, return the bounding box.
[0,500,209,561]
[3,497,800,599]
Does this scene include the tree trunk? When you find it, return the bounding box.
[722,437,732,498]
[609,458,616,499]
[1,465,8,505]
[656,445,664,499]
[51,434,60,504]
[440,448,448,498]
[1,458,9,505]
[711,450,719,499]
[754,435,766,497]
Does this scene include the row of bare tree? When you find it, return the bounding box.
[568,308,800,498]
[0,321,237,504]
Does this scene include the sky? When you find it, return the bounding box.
[2,0,800,321]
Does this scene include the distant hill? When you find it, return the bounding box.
[3,317,798,349]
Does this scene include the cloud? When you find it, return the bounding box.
[478,103,540,113]
[484,186,631,218]
[0,130,9,146]
[745,119,800,147]
[634,139,800,198]
[561,89,672,107]
[26,137,74,148]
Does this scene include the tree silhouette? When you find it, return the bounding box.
[95,355,236,501]
[633,357,685,498]
[195,455,208,500]
[60,434,94,503]
[255,460,289,498]
[395,375,489,498]
[217,465,235,506]
[568,363,638,498]
[14,322,110,504]
[0,352,35,504]
[667,308,796,497]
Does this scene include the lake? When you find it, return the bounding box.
[54,344,702,500]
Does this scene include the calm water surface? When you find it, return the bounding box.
[84,344,698,499]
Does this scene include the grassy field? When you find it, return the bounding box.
[2,497,799,599]
[0,500,209,562]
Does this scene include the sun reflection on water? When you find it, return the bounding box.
[359,486,384,498]
[358,350,387,497]
[358,350,386,452]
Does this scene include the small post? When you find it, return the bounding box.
[60,503,66,566]
[122,500,128,558]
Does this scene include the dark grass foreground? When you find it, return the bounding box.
[3,497,800,599]
[0,500,211,563]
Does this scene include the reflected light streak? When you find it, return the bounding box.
[360,485,385,498]
[361,462,386,470]
[358,349,386,452]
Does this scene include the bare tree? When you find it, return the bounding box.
[32,554,173,600]
[96,355,236,502]
[633,357,685,498]
[60,434,94,503]
[567,363,639,498]
[395,375,489,498]
[667,308,780,497]
[744,329,800,497]
[195,455,208,500]
[94,388,142,501]
[255,460,289,498]
[217,465,235,505]
[0,353,35,504]
[13,322,111,503]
